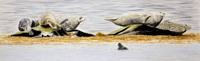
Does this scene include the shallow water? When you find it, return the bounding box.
[0,1,200,61]
[0,0,200,35]
[0,44,200,61]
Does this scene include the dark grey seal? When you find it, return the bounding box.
[118,42,128,50]
[18,18,35,35]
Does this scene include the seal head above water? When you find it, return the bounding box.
[118,42,128,50]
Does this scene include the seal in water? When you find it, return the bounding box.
[118,42,128,50]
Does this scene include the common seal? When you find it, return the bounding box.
[56,15,86,32]
[18,18,34,35]
[105,12,165,27]
[156,20,191,33]
[39,12,59,29]
[118,42,128,50]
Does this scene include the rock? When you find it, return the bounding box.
[56,15,86,32]
[156,20,191,34]
[32,26,58,37]
[53,28,94,37]
[105,12,165,27]
[11,29,41,37]
[118,42,128,50]
[108,24,142,35]
[108,24,183,36]
[70,30,94,37]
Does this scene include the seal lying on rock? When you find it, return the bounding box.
[105,12,165,27]
[18,18,35,35]
[56,15,86,32]
[12,13,92,37]
[39,12,59,29]
[156,20,191,34]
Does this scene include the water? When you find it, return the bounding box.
[0,0,200,35]
[0,44,200,61]
[0,0,200,61]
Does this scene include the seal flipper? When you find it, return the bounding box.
[118,42,128,50]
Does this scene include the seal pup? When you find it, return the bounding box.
[105,12,165,27]
[39,12,59,29]
[118,42,128,50]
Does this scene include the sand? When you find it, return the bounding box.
[0,33,200,45]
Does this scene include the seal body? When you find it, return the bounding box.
[18,18,34,35]
[105,12,165,27]
[156,20,191,33]
[56,15,85,31]
[39,12,58,29]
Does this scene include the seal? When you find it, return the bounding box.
[105,12,165,27]
[56,15,86,32]
[39,12,59,29]
[18,18,34,35]
[156,20,191,34]
[118,42,128,50]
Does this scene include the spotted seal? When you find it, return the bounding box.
[105,12,165,27]
[56,15,86,32]
[18,18,35,35]
[39,12,59,29]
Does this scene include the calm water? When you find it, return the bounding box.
[0,44,200,61]
[0,0,200,35]
[0,0,200,61]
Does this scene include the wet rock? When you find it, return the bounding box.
[11,29,41,37]
[70,30,94,37]
[105,12,165,27]
[108,24,183,36]
[118,42,128,50]
[156,20,191,34]
[32,26,58,37]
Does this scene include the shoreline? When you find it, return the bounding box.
[0,33,200,45]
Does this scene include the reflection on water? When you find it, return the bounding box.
[0,0,200,35]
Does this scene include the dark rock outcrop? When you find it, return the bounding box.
[108,24,184,36]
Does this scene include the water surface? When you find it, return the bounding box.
[0,44,200,61]
[0,0,200,35]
